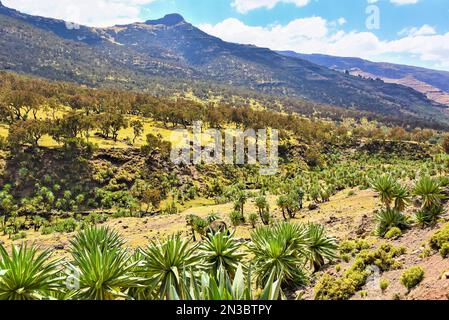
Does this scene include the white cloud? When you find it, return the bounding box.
[231,0,310,14]
[398,24,436,37]
[2,0,156,27]
[337,18,347,26]
[199,19,449,70]
[390,0,419,5]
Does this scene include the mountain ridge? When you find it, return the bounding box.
[0,3,448,126]
[278,51,449,105]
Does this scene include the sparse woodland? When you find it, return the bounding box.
[0,71,449,300]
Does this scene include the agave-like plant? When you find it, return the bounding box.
[174,265,283,300]
[198,231,245,278]
[69,226,124,257]
[248,223,308,286]
[375,208,409,238]
[69,227,145,300]
[415,205,445,227]
[393,184,411,212]
[413,176,445,209]
[304,223,338,272]
[371,175,399,209]
[142,234,203,299]
[0,243,63,300]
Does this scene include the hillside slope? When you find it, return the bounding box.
[0,2,447,124]
[279,51,449,106]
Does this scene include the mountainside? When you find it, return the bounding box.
[0,2,448,125]
[279,51,449,106]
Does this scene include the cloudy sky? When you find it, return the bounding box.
[3,0,449,71]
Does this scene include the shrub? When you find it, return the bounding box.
[339,239,371,257]
[314,274,356,300]
[429,223,449,254]
[400,266,424,291]
[415,205,445,227]
[41,226,54,235]
[229,211,244,227]
[0,243,62,300]
[413,176,445,209]
[206,212,220,224]
[198,231,245,277]
[439,243,449,258]
[52,218,78,233]
[248,213,258,228]
[315,244,405,300]
[380,278,389,292]
[163,198,178,215]
[356,244,405,272]
[248,223,309,286]
[375,209,409,238]
[143,235,202,299]
[305,223,338,272]
[385,227,402,240]
[11,231,27,241]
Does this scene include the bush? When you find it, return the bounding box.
[429,223,449,254]
[163,198,178,215]
[315,244,404,300]
[400,266,424,291]
[248,213,258,228]
[439,243,449,258]
[385,227,402,240]
[339,239,371,257]
[380,278,389,292]
[41,226,54,235]
[52,218,78,233]
[375,209,409,238]
[314,274,357,300]
[229,211,244,227]
[11,231,27,241]
[415,205,445,227]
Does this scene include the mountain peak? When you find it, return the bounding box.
[0,1,4,7]
[145,14,185,26]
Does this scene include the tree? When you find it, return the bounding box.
[8,119,48,149]
[233,190,248,221]
[2,90,43,123]
[110,113,128,142]
[277,193,300,220]
[142,188,162,214]
[50,111,93,143]
[255,195,270,225]
[131,120,144,144]
[97,113,128,141]
[277,187,304,220]
[141,133,171,158]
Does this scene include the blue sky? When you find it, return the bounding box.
[144,0,449,40]
[3,0,449,70]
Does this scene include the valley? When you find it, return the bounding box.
[0,1,448,302]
